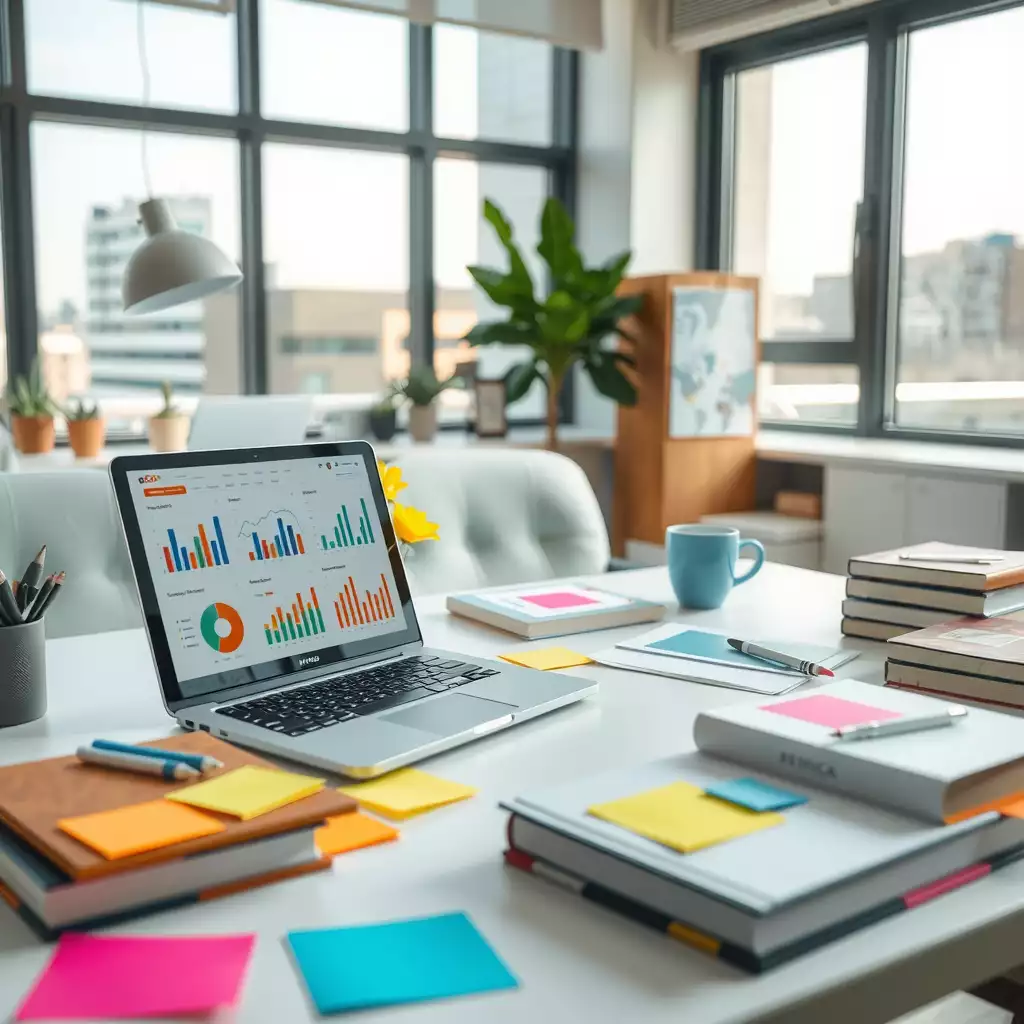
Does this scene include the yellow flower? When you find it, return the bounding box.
[377,459,407,502]
[392,503,439,544]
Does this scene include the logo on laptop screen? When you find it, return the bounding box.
[299,655,321,667]
[138,474,161,484]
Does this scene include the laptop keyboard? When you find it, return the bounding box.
[214,655,500,737]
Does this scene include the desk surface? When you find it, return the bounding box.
[2,565,1021,1024]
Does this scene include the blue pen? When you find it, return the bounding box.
[77,746,199,781]
[91,739,223,774]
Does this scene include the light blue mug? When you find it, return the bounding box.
[666,525,765,610]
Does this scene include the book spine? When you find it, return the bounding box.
[692,714,947,822]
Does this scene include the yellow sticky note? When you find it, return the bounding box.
[316,812,399,857]
[339,768,476,820]
[166,765,325,820]
[589,781,784,853]
[59,799,226,860]
[498,647,594,671]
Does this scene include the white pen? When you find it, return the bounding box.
[898,554,1003,564]
[76,746,200,780]
[832,706,968,742]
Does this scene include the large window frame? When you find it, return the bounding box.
[0,0,578,428]
[697,0,1024,447]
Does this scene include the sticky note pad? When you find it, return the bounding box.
[316,812,399,857]
[762,694,902,730]
[704,777,807,812]
[166,765,325,820]
[589,781,784,853]
[339,768,476,820]
[58,799,225,860]
[15,932,255,1021]
[498,647,594,671]
[286,912,518,1014]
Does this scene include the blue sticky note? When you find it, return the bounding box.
[705,777,808,812]
[286,912,519,1014]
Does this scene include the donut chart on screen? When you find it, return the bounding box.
[200,602,245,653]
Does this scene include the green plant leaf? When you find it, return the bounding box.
[584,352,638,406]
[463,320,533,346]
[482,199,536,304]
[504,360,540,404]
[537,198,581,283]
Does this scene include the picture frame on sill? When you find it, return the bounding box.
[474,379,508,438]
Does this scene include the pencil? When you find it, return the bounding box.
[0,569,22,626]
[32,571,64,621]
[26,575,55,623]
[17,545,46,612]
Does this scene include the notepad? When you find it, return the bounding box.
[498,647,594,671]
[589,781,784,853]
[286,912,518,1014]
[704,777,807,812]
[166,765,325,820]
[316,812,399,857]
[15,932,256,1021]
[339,769,477,820]
[57,799,226,860]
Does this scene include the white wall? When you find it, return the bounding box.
[574,0,699,430]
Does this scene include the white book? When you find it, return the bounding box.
[846,576,1024,617]
[843,597,953,629]
[693,678,1024,822]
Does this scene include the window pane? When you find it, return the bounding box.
[434,159,548,421]
[434,25,553,146]
[731,45,867,341]
[758,364,859,426]
[32,124,241,434]
[262,145,408,405]
[261,0,407,130]
[26,0,236,113]
[894,8,1024,435]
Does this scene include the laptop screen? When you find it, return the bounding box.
[112,443,420,707]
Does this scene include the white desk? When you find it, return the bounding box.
[1,565,1019,1024]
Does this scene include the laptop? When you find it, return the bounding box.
[109,442,597,778]
[188,396,314,451]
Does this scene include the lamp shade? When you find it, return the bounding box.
[123,198,243,315]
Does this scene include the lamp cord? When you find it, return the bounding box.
[136,0,153,198]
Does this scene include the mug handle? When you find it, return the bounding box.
[733,539,765,586]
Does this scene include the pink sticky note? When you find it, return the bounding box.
[761,694,902,730]
[522,591,599,610]
[16,932,256,1021]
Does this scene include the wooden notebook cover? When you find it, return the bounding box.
[0,733,356,880]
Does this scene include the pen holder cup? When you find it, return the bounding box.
[0,618,46,727]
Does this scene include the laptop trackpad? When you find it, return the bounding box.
[381,694,515,736]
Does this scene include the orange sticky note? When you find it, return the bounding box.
[316,812,399,857]
[58,800,226,860]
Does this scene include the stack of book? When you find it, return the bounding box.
[886,617,1024,715]
[841,542,1024,641]
[503,680,1024,972]
[0,733,354,939]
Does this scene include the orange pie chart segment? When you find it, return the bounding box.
[200,602,245,654]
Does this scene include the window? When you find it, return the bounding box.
[0,8,575,440]
[262,145,408,399]
[701,0,1024,444]
[434,25,553,146]
[893,7,1024,436]
[32,123,241,434]
[26,0,237,113]
[434,159,549,420]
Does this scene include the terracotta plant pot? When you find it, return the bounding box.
[11,415,56,455]
[408,403,437,443]
[67,418,105,459]
[148,414,191,453]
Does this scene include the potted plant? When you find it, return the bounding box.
[64,398,105,459]
[5,362,57,455]
[366,393,398,442]
[392,366,463,443]
[148,381,190,453]
[464,197,643,450]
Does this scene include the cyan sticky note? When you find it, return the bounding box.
[705,777,808,813]
[286,912,518,1014]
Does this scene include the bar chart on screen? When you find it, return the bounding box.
[239,510,307,561]
[333,573,396,629]
[161,516,230,573]
[319,499,377,551]
[263,586,328,646]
